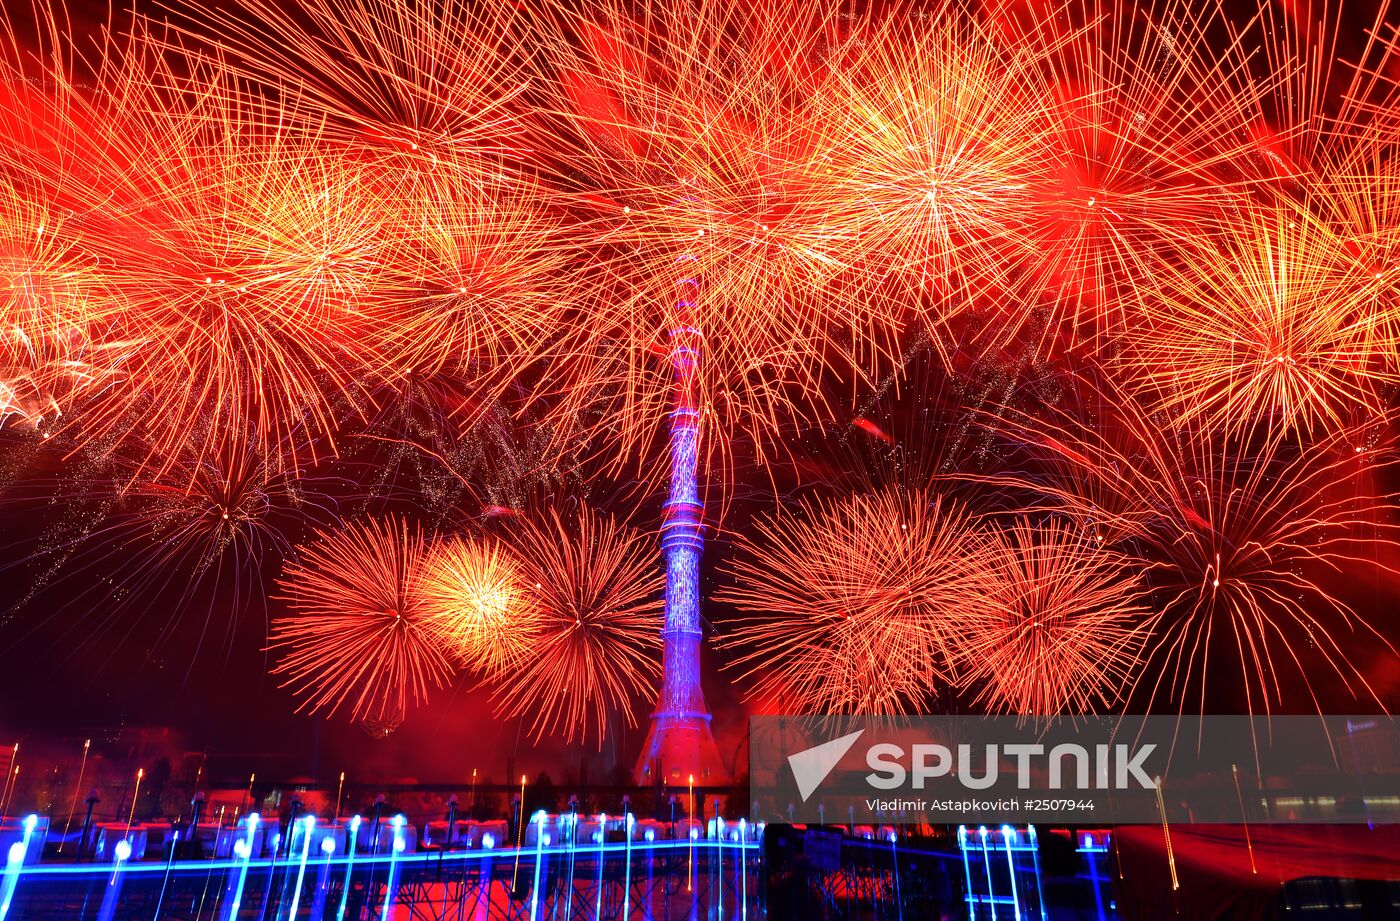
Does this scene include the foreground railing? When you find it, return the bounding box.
[0,812,763,920]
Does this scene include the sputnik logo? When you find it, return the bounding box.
[788,730,865,802]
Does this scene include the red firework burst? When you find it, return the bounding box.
[717,489,980,715]
[974,380,1400,716]
[492,505,663,744]
[955,515,1152,715]
[269,517,453,732]
[1012,2,1267,346]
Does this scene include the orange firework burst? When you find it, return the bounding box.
[536,0,899,467]
[5,35,398,474]
[492,505,663,744]
[269,517,452,731]
[817,7,1067,318]
[975,380,1400,716]
[369,163,573,380]
[955,516,1152,715]
[1122,203,1396,438]
[1012,2,1270,345]
[0,178,125,433]
[717,489,979,715]
[416,536,537,675]
[170,0,533,163]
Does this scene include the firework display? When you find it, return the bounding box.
[974,380,1400,716]
[3,432,341,659]
[955,516,1153,716]
[268,516,451,732]
[0,0,1398,758]
[415,535,538,676]
[717,490,980,716]
[494,505,663,744]
[1123,204,1398,438]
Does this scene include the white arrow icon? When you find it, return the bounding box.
[788,730,865,802]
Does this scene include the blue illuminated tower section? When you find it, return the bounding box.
[634,268,726,785]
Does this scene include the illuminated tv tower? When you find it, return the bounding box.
[634,266,726,786]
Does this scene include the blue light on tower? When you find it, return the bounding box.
[634,264,726,785]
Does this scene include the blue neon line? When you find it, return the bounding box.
[285,820,313,920]
[980,828,998,921]
[7,835,758,879]
[335,823,358,921]
[1001,830,1021,921]
[958,826,977,921]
